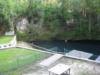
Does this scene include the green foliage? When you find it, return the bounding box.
[0,0,100,40]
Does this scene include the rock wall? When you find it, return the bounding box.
[16,18,29,32]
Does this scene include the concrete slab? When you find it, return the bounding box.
[96,56,100,62]
[65,50,93,59]
[39,54,63,67]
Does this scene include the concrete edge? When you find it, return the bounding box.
[0,36,16,49]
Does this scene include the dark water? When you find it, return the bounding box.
[32,40,100,60]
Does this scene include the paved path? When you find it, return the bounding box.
[96,56,100,62]
[22,56,100,75]
[39,54,63,67]
[66,50,93,59]
[17,41,33,48]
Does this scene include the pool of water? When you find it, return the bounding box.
[32,40,100,60]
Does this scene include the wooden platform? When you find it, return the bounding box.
[65,50,93,59]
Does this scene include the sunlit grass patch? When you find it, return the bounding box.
[0,48,45,73]
[0,36,14,44]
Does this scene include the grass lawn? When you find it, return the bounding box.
[0,36,14,44]
[0,48,45,74]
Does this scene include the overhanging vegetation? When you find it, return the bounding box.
[0,0,100,40]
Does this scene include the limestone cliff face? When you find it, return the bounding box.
[16,18,29,32]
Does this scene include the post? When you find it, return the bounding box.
[68,68,71,75]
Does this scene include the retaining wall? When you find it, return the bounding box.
[0,36,16,49]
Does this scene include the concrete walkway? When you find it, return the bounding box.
[66,50,93,59]
[96,56,100,62]
[22,56,100,75]
[17,41,33,48]
[39,54,63,67]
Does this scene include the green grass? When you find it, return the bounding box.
[0,36,14,44]
[0,48,44,73]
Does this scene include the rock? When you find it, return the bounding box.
[5,31,15,35]
[16,18,29,32]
